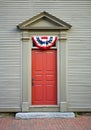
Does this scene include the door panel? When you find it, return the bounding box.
[32,50,57,105]
[46,52,56,71]
[34,85,43,101]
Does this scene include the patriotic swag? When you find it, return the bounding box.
[32,36,57,49]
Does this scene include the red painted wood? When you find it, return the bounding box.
[32,50,57,105]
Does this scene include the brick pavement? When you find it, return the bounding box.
[0,116,91,130]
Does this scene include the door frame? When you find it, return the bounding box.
[21,31,68,112]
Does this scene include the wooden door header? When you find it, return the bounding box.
[17,11,72,30]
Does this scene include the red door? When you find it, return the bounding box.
[32,50,57,105]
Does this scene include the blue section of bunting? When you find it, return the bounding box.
[36,37,53,45]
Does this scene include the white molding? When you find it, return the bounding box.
[21,30,68,112]
[22,31,30,112]
[58,31,67,40]
[57,38,60,105]
[60,102,67,111]
[59,30,68,111]
[22,102,29,112]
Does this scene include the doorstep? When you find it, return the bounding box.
[15,112,75,119]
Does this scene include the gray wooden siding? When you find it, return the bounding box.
[67,1,91,110]
[0,1,22,108]
[0,0,91,110]
[0,43,21,108]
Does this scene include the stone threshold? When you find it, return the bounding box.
[15,112,75,119]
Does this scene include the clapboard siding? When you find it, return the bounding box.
[0,0,22,108]
[0,0,91,110]
[0,42,21,108]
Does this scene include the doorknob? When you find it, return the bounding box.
[32,78,34,86]
[32,78,34,81]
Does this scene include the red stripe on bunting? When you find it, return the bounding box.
[41,36,48,39]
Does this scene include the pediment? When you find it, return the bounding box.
[17,11,72,30]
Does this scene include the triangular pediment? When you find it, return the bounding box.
[17,11,72,30]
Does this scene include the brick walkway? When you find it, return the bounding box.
[0,116,91,130]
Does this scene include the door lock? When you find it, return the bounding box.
[32,78,34,86]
